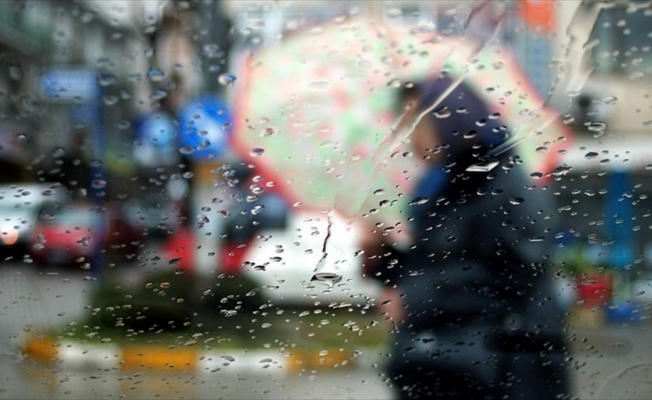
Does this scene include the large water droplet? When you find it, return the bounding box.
[562,114,575,125]
[466,158,499,172]
[310,272,343,285]
[103,95,119,106]
[604,96,618,105]
[179,146,195,155]
[147,68,165,82]
[387,78,402,89]
[98,73,118,87]
[261,126,277,137]
[586,121,606,132]
[150,90,167,100]
[91,179,107,189]
[435,108,451,119]
[408,197,429,206]
[218,73,237,86]
[552,164,572,176]
[51,147,66,158]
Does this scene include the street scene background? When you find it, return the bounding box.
[0,1,651,399]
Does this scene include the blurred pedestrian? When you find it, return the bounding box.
[362,76,572,399]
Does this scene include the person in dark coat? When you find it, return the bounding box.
[362,77,572,399]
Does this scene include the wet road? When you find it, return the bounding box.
[1,263,651,399]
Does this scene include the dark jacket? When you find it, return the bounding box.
[370,78,571,399]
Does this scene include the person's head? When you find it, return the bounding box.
[399,77,508,168]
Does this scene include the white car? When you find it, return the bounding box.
[240,210,380,306]
[0,183,70,253]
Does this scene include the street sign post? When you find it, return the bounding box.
[39,68,99,102]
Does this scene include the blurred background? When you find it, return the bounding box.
[0,1,651,399]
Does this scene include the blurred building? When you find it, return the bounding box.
[0,0,224,197]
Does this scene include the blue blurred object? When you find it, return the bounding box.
[133,111,178,167]
[177,95,232,161]
[606,300,643,323]
[604,170,636,270]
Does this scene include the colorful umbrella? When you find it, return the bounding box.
[231,16,572,230]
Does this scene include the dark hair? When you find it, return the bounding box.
[406,77,509,165]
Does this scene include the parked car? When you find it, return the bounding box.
[239,209,381,305]
[29,201,144,266]
[0,183,70,256]
[160,163,380,305]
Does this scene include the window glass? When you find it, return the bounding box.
[0,1,651,399]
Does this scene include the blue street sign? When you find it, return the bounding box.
[177,95,232,161]
[40,68,99,102]
[134,111,178,167]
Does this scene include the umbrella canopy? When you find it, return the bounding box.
[231,16,571,229]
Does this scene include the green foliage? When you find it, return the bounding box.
[89,270,268,332]
[555,245,610,277]
[90,270,194,331]
[192,273,267,316]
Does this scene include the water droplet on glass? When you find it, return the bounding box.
[147,68,165,82]
[310,272,343,285]
[179,146,195,155]
[103,95,120,106]
[586,121,606,132]
[604,96,618,105]
[250,147,264,157]
[408,197,429,206]
[218,73,237,86]
[98,74,118,87]
[150,90,167,100]
[552,164,572,176]
[493,61,505,70]
[562,114,575,125]
[585,151,599,159]
[387,78,402,88]
[386,6,402,17]
[509,197,525,205]
[52,147,66,157]
[91,180,107,189]
[466,158,499,172]
[629,71,644,81]
[261,126,277,137]
[435,108,451,119]
[251,205,264,215]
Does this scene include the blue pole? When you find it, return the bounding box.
[89,85,106,282]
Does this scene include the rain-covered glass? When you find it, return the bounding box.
[0,1,651,399]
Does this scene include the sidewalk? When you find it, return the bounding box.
[21,303,649,375]
[21,332,379,375]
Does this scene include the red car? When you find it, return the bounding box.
[30,202,144,266]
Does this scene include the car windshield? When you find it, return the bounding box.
[1,1,651,400]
